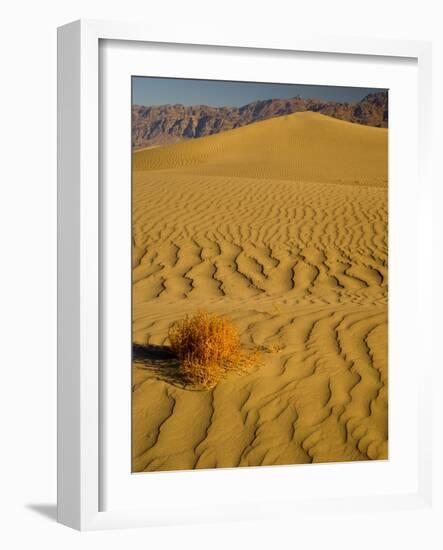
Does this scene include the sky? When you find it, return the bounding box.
[132,76,386,107]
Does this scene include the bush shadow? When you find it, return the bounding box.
[132,343,186,387]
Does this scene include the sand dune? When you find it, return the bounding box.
[132,112,388,472]
[133,111,388,186]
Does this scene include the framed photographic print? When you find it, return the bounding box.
[57,19,434,530]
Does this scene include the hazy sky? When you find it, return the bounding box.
[132,76,385,107]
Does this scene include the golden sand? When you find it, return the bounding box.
[132,112,388,472]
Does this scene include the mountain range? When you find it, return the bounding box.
[132,91,387,149]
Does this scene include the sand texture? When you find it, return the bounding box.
[132,112,388,472]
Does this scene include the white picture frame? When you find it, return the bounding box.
[57,19,434,531]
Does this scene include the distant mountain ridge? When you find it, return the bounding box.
[132,91,388,149]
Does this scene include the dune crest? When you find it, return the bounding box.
[134,112,388,187]
[132,91,388,148]
[132,113,388,472]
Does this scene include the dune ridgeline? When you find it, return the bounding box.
[132,111,388,472]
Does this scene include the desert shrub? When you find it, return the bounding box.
[168,311,259,388]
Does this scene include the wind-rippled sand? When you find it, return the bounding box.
[132,112,388,472]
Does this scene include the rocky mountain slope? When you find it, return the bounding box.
[132,91,388,148]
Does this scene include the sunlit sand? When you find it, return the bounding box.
[132,112,388,471]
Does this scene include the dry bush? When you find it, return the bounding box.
[168,311,259,388]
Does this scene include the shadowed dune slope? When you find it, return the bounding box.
[132,112,388,472]
[134,111,388,187]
